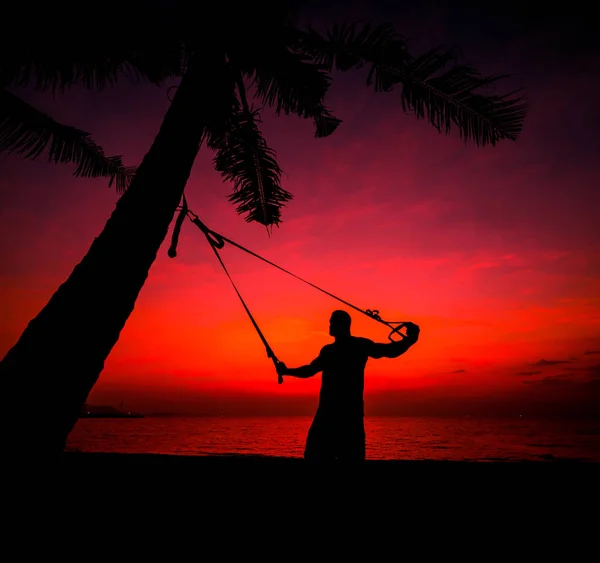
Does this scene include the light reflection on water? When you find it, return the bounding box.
[66,416,600,461]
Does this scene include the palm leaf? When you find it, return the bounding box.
[201,63,243,152]
[1,40,186,94]
[294,23,527,146]
[212,107,291,229]
[236,42,341,138]
[0,2,188,92]
[388,46,527,145]
[0,2,297,94]
[313,105,342,138]
[0,89,135,191]
[293,22,409,78]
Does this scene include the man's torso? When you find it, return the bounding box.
[317,336,372,420]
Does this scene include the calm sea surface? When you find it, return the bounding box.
[65,416,600,461]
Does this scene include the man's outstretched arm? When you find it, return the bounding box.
[276,353,324,379]
[369,322,420,359]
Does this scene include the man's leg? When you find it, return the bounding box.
[304,418,335,463]
[335,421,366,462]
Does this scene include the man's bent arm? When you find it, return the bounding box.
[284,365,320,378]
[369,334,419,359]
[279,355,323,378]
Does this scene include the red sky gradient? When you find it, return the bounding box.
[1,3,599,417]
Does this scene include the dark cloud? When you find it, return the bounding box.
[524,365,600,389]
[535,359,571,366]
[516,371,541,376]
[584,350,600,355]
[583,364,600,378]
[451,369,466,373]
[560,364,600,379]
[525,375,574,386]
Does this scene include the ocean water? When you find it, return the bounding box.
[65,416,600,461]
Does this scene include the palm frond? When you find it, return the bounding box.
[237,43,341,138]
[201,65,242,151]
[389,46,528,145]
[1,42,186,93]
[293,22,409,78]
[294,23,527,146]
[0,2,188,92]
[313,105,342,138]
[212,107,292,229]
[0,89,135,191]
[1,2,298,94]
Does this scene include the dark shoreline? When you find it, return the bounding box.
[58,452,599,493]
[60,450,599,467]
[39,452,599,513]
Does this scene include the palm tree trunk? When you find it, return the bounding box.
[0,55,230,457]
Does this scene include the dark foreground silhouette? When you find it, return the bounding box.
[60,451,597,467]
[51,453,591,515]
[276,310,420,462]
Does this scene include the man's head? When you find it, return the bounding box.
[329,310,351,337]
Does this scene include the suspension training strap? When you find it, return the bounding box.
[168,202,407,384]
[184,210,407,339]
[192,218,283,384]
[167,195,188,259]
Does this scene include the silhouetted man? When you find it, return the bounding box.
[276,310,420,463]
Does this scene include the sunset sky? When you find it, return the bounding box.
[1,1,599,417]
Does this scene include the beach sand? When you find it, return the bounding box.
[57,452,598,493]
[9,451,587,531]
[54,453,598,511]
[60,450,597,467]
[9,451,580,557]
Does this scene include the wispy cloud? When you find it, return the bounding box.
[524,375,574,386]
[535,359,572,366]
[569,364,600,379]
[524,364,600,388]
[516,371,541,376]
